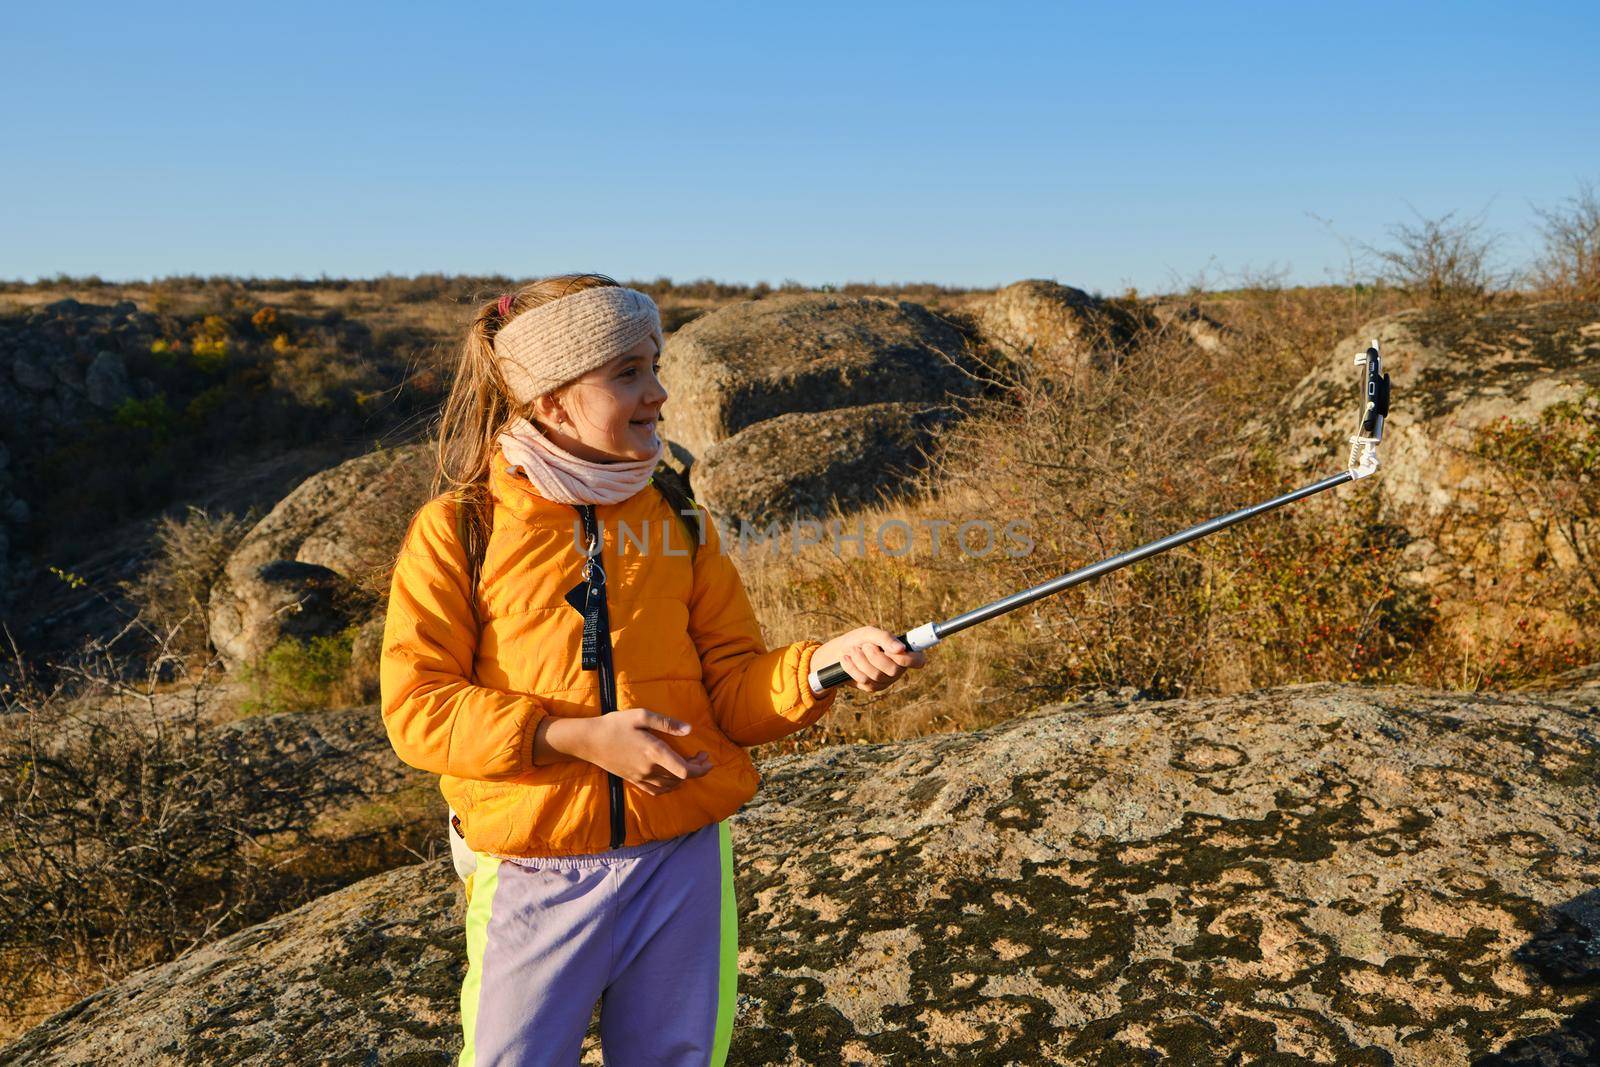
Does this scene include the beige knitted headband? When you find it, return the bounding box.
[493,286,664,404]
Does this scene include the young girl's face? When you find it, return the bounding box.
[532,334,666,463]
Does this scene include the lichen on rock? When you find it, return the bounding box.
[5,680,1597,1065]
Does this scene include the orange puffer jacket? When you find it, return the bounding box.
[380,453,838,858]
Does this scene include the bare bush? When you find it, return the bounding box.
[1530,179,1600,301]
[0,616,407,1036]
[1363,205,1507,304]
[114,505,257,669]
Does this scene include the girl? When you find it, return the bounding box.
[379,274,927,1067]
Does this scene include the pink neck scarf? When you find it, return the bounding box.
[497,415,664,506]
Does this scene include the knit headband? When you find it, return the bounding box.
[492,286,664,404]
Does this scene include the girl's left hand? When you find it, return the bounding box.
[814,626,928,694]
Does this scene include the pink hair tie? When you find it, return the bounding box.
[496,293,515,318]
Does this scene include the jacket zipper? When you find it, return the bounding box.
[577,504,626,849]
[597,611,625,849]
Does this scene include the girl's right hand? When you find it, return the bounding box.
[581,709,713,796]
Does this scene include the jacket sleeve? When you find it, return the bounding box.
[687,505,837,747]
[379,497,550,781]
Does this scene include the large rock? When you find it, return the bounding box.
[659,293,981,459]
[729,681,1600,1064]
[976,280,1145,384]
[9,681,1597,1064]
[1281,302,1600,631]
[692,402,959,531]
[207,443,432,670]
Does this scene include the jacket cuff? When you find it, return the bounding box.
[520,703,549,775]
[793,640,839,725]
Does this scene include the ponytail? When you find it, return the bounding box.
[649,463,703,560]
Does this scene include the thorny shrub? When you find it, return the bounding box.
[0,629,406,1038]
[1475,388,1600,610]
[1530,179,1600,302]
[1362,205,1509,307]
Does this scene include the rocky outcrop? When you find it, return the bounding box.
[9,680,1597,1064]
[1281,302,1600,632]
[731,681,1600,1064]
[0,299,161,426]
[207,443,432,670]
[0,299,165,612]
[693,402,959,530]
[975,280,1145,384]
[659,293,982,460]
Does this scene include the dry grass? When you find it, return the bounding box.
[734,282,1593,758]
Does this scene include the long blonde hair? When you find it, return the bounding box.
[429,273,698,596]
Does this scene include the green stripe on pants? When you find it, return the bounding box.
[711,820,738,1066]
[458,854,502,1067]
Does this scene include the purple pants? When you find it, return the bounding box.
[458,820,738,1066]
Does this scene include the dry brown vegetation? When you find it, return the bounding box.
[0,623,436,1039]
[1360,205,1511,305]
[740,283,1406,757]
[737,282,1597,761]
[1530,179,1600,301]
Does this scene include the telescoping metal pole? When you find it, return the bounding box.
[809,340,1392,696]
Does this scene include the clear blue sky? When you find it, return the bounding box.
[3,2,1596,293]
